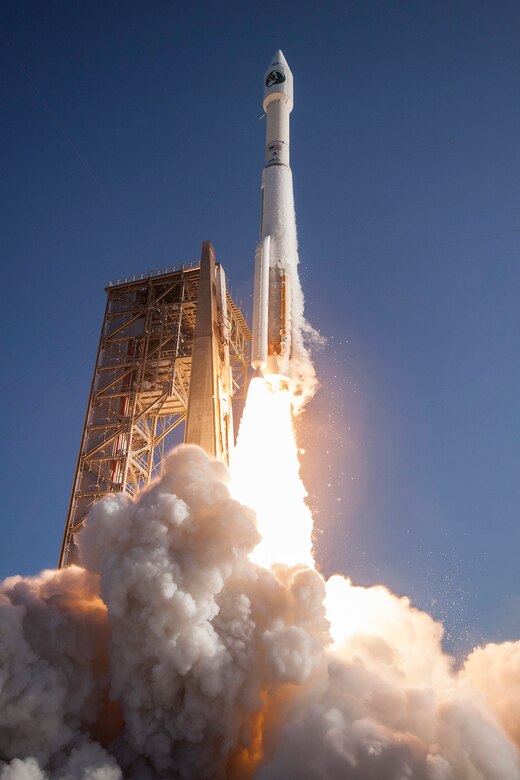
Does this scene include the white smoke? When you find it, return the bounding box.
[1,444,520,778]
[258,578,520,779]
[0,567,121,779]
[462,640,520,747]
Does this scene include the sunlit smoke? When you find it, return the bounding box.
[230,377,313,569]
[2,439,520,779]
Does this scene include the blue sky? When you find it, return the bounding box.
[1,0,518,655]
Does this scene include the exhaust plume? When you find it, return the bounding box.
[1,442,520,779]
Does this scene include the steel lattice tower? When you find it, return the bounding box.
[59,242,250,566]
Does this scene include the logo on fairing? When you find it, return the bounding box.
[265,70,285,87]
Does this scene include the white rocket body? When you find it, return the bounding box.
[251,51,295,379]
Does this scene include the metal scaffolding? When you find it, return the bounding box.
[59,248,250,567]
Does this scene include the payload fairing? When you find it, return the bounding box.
[251,50,296,382]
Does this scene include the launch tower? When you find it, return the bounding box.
[59,242,250,567]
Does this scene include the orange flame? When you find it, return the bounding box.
[231,377,314,569]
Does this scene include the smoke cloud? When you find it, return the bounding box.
[1,444,519,779]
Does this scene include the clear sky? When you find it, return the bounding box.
[1,1,518,656]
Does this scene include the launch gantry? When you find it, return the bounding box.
[59,242,250,567]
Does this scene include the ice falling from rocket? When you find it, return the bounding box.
[251,50,296,383]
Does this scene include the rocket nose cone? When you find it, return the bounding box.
[263,48,293,112]
[270,49,288,68]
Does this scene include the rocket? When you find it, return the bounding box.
[251,50,295,382]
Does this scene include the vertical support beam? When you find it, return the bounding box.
[185,241,227,461]
[215,263,234,460]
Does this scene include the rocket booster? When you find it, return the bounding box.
[251,50,295,380]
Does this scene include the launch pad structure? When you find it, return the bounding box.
[59,242,251,567]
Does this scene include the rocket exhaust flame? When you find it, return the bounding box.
[230,377,313,569]
[1,53,520,780]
